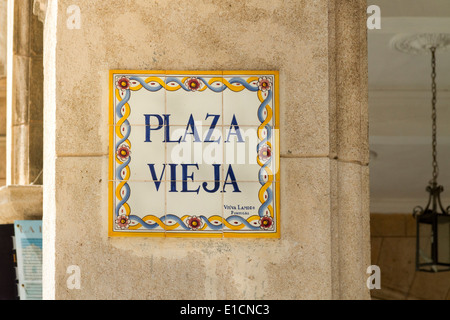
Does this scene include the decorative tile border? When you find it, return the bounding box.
[109,70,280,238]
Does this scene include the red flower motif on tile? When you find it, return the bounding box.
[115,214,131,230]
[258,76,272,92]
[116,144,131,162]
[116,76,131,91]
[186,216,203,230]
[260,215,273,230]
[185,77,202,91]
[258,145,272,161]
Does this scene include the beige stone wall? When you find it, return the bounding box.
[370,213,450,300]
[43,0,370,300]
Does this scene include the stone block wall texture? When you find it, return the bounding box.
[0,77,6,187]
[0,0,6,76]
[0,1,43,227]
[370,213,450,300]
[9,0,43,185]
[43,0,370,299]
[0,0,7,187]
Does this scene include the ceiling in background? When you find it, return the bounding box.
[368,0,450,213]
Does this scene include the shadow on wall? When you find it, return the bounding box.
[370,213,450,300]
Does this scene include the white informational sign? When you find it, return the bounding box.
[14,220,42,300]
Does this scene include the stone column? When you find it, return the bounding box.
[0,78,6,187]
[0,0,43,224]
[330,0,371,299]
[0,1,8,187]
[0,0,6,77]
[43,0,370,300]
[7,0,43,186]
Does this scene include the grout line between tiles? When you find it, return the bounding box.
[164,73,167,237]
[221,72,225,238]
[109,179,281,183]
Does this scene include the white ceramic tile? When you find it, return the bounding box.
[166,126,224,182]
[166,75,223,126]
[113,181,166,233]
[113,125,166,181]
[166,185,223,234]
[223,74,275,127]
[113,73,166,126]
[224,126,277,182]
[222,182,278,234]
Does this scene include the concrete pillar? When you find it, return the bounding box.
[43,0,370,300]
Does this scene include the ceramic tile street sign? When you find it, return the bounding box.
[109,70,279,238]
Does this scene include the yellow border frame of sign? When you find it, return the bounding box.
[108,70,280,239]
